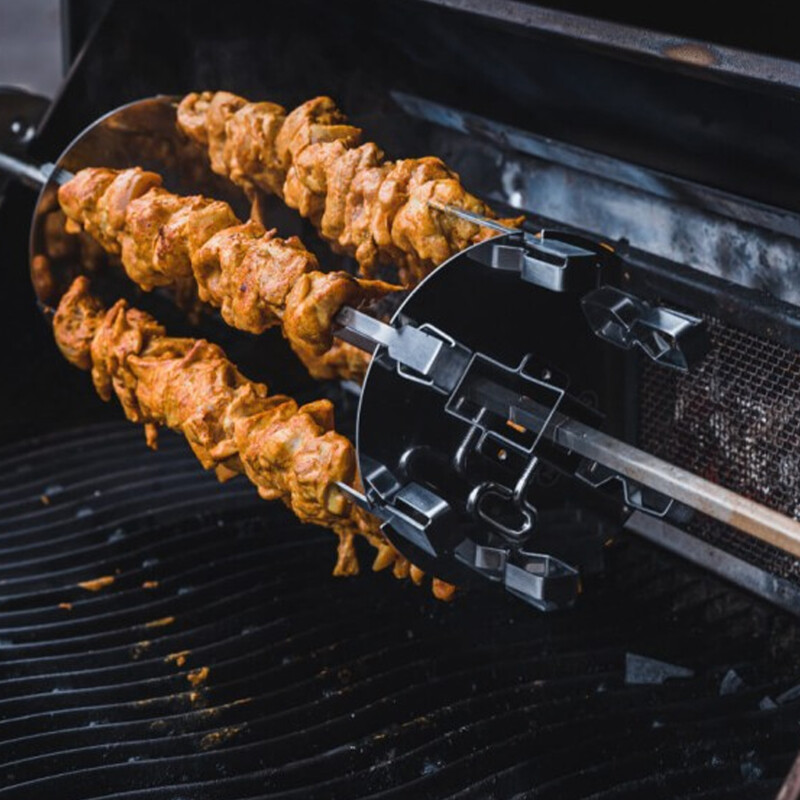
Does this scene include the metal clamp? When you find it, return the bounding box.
[466,472,539,542]
[455,539,580,612]
[338,457,458,559]
[575,460,674,518]
[334,308,471,393]
[581,285,709,371]
[469,230,609,293]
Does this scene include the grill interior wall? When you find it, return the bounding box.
[638,317,800,581]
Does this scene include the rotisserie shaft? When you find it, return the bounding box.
[53,275,455,600]
[58,167,398,381]
[177,92,523,285]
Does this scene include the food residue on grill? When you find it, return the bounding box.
[432,581,457,602]
[165,650,190,667]
[188,691,206,707]
[130,640,151,660]
[197,698,252,719]
[78,575,115,591]
[134,695,170,708]
[200,724,244,750]
[58,602,72,610]
[40,494,50,505]
[142,580,159,589]
[187,666,209,687]
[145,616,175,628]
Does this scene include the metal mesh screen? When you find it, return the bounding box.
[638,316,800,581]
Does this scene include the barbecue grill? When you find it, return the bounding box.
[2,1,800,797]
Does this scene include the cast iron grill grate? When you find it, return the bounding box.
[1,422,799,799]
[639,316,800,582]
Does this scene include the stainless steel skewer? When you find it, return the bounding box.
[0,151,69,189]
[426,199,521,233]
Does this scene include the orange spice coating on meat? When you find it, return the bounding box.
[177,92,523,285]
[53,275,454,601]
[58,167,399,382]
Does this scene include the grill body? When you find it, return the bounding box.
[2,1,800,796]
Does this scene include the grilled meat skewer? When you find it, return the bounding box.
[58,166,399,382]
[177,92,523,286]
[53,275,455,600]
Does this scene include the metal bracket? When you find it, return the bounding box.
[581,285,710,371]
[446,352,565,455]
[469,230,609,293]
[338,459,457,559]
[335,307,445,377]
[334,308,471,393]
[455,539,580,611]
[575,460,674,518]
[446,353,565,541]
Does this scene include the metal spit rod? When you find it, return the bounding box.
[466,370,800,558]
[0,151,61,189]
[336,302,800,560]
[2,153,79,319]
[543,406,800,558]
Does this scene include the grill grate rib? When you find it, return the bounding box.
[0,422,798,799]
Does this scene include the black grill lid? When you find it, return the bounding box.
[0,423,799,799]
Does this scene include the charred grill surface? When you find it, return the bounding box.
[0,423,799,799]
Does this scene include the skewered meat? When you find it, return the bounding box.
[58,167,399,382]
[52,275,455,601]
[30,185,108,307]
[177,92,524,285]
